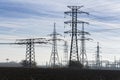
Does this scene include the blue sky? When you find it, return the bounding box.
[0,0,120,65]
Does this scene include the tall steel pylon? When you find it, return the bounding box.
[49,23,62,67]
[96,42,101,67]
[0,38,47,67]
[63,41,68,65]
[25,39,35,67]
[79,22,91,65]
[64,6,89,66]
[16,38,47,67]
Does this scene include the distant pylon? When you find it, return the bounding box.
[49,23,62,67]
[64,41,68,65]
[64,6,89,67]
[78,22,91,65]
[96,42,101,67]
[25,39,35,67]
[16,38,47,67]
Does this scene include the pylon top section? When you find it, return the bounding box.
[67,6,83,9]
[16,38,47,45]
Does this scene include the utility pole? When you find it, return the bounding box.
[64,6,89,67]
[49,23,63,67]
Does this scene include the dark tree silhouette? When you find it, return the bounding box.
[20,60,37,67]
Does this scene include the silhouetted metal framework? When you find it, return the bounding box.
[48,23,63,67]
[78,22,91,65]
[96,42,101,67]
[63,41,68,65]
[0,38,47,67]
[64,6,89,66]
[16,38,47,67]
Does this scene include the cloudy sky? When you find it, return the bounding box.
[0,0,120,65]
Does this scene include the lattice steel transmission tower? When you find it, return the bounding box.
[63,41,68,65]
[16,38,47,67]
[64,6,89,66]
[96,42,101,67]
[0,38,47,67]
[79,22,91,65]
[49,23,63,67]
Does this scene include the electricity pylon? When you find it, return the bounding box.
[48,23,63,67]
[63,41,68,65]
[0,38,47,67]
[64,6,89,67]
[78,22,91,66]
[96,42,101,67]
